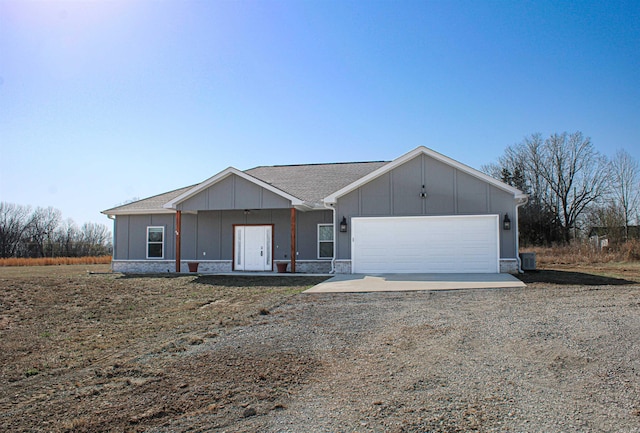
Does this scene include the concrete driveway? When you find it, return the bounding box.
[304,273,525,293]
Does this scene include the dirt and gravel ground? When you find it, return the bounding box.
[1,264,639,432]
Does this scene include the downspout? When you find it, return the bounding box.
[175,210,182,273]
[290,207,297,274]
[323,202,337,274]
[515,196,529,274]
[107,214,115,272]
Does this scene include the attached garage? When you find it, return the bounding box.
[351,215,500,274]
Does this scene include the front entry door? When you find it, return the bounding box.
[234,225,272,271]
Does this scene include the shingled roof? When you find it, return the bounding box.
[245,161,388,204]
[102,185,196,215]
[103,160,389,215]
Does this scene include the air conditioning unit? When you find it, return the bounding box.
[519,252,536,271]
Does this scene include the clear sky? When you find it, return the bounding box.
[1,0,638,226]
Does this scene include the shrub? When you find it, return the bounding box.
[522,240,640,265]
[621,239,640,261]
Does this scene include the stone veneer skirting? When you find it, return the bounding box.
[111,260,331,274]
[112,259,518,274]
[284,260,332,274]
[112,260,233,274]
[499,259,519,274]
[334,260,352,274]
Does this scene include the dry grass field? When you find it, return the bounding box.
[0,255,638,432]
[0,256,112,267]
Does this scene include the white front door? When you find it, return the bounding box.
[234,225,272,271]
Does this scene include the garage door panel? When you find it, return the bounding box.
[352,215,499,273]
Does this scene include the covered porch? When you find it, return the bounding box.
[173,207,304,274]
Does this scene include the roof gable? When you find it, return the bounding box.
[163,167,305,210]
[324,146,527,204]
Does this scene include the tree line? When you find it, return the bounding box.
[484,131,639,247]
[0,202,112,259]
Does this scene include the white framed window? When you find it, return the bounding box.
[147,226,164,259]
[318,224,334,259]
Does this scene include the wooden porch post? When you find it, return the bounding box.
[175,210,181,273]
[290,207,296,273]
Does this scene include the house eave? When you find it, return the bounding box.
[101,209,178,218]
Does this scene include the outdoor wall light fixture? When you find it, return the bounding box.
[420,185,427,198]
[503,213,511,231]
[339,216,348,232]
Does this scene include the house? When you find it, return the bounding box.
[588,226,640,251]
[102,146,528,274]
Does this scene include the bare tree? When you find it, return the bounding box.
[483,133,564,245]
[0,202,111,258]
[25,206,62,257]
[534,132,608,242]
[585,202,626,246]
[0,202,31,258]
[53,219,80,257]
[609,149,640,239]
[80,222,112,256]
[485,132,609,244]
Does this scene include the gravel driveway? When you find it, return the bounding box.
[152,283,640,433]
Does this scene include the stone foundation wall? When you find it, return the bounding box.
[499,259,519,274]
[274,260,331,274]
[112,258,523,274]
[112,260,175,274]
[334,260,352,274]
[183,261,232,273]
[295,260,332,274]
[113,260,330,274]
[112,260,232,274]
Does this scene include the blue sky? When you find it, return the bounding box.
[1,0,638,226]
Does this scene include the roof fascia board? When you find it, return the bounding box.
[163,167,305,209]
[324,146,526,203]
[101,209,177,217]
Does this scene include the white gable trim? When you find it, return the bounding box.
[163,167,306,210]
[323,146,527,204]
[103,209,176,217]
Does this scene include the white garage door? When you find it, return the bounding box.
[351,215,500,273]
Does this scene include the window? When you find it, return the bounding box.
[147,226,164,258]
[318,224,334,259]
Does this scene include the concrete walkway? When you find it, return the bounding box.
[304,273,525,293]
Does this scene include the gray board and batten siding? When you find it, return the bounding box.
[114,213,176,261]
[334,152,518,260]
[112,175,333,262]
